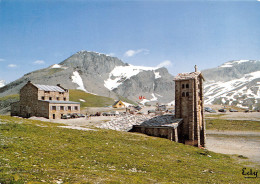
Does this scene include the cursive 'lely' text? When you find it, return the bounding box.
[242,168,258,178]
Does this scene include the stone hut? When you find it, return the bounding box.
[131,115,183,142]
[174,69,205,147]
[112,100,126,108]
[11,81,80,119]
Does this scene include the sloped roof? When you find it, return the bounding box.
[113,100,125,106]
[174,72,204,81]
[135,115,183,129]
[33,84,65,92]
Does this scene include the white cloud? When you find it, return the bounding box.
[124,49,149,57]
[0,58,5,62]
[8,64,17,68]
[108,53,115,56]
[156,60,172,68]
[33,60,45,65]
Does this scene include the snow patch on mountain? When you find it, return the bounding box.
[0,80,5,88]
[51,64,68,69]
[51,64,62,68]
[219,60,253,68]
[139,93,159,105]
[151,93,158,101]
[167,100,175,106]
[77,50,112,57]
[104,65,159,90]
[122,101,133,107]
[71,71,87,92]
[204,71,260,104]
[154,71,161,79]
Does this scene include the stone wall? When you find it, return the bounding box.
[19,82,39,117]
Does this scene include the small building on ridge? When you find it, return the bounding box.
[112,100,126,108]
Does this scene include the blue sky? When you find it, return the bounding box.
[0,0,260,83]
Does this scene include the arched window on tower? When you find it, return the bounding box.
[186,92,189,97]
[186,84,189,88]
[182,92,185,97]
[182,84,185,89]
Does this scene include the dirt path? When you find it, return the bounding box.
[206,130,260,168]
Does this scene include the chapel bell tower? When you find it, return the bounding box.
[174,66,205,147]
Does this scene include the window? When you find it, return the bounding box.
[49,97,52,100]
[63,97,66,101]
[74,106,78,111]
[68,106,71,111]
[56,97,60,101]
[182,92,185,97]
[186,84,189,88]
[60,106,64,111]
[51,106,56,110]
[182,84,185,89]
[186,92,189,97]
[41,96,44,100]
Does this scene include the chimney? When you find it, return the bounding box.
[194,65,197,72]
[57,84,61,87]
[27,81,31,84]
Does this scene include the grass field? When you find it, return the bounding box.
[68,89,115,108]
[0,115,257,183]
[206,119,260,132]
[0,94,20,101]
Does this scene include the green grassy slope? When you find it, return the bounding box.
[0,115,256,183]
[0,94,20,114]
[0,94,19,101]
[206,119,260,132]
[69,89,116,107]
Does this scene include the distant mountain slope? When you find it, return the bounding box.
[202,60,260,110]
[0,51,175,104]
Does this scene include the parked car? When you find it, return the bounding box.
[218,109,226,112]
[204,107,213,112]
[137,112,144,115]
[229,108,238,112]
[102,112,109,116]
[71,113,79,118]
[77,113,85,118]
[134,106,142,111]
[156,105,167,111]
[110,111,119,116]
[61,114,71,119]
[208,109,216,113]
[148,110,156,114]
[244,110,252,113]
[168,110,175,114]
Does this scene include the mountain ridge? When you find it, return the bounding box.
[0,51,175,104]
[0,52,259,109]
